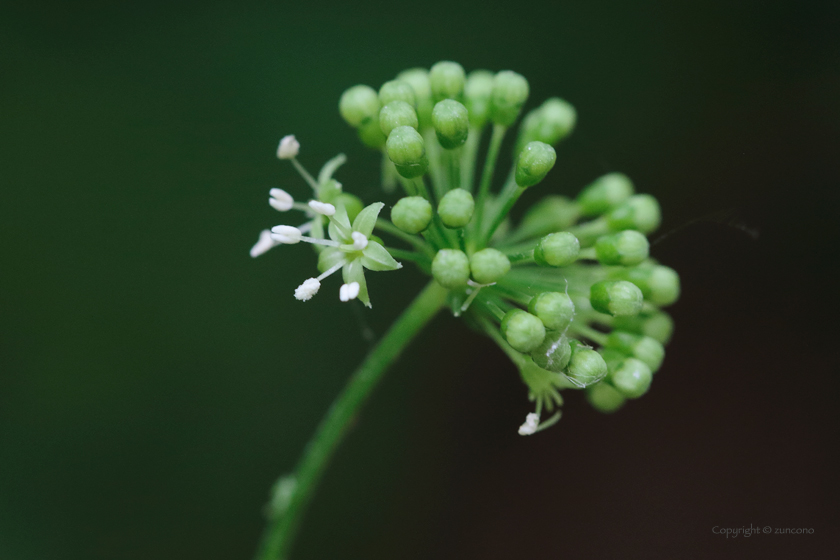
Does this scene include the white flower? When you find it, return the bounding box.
[270,225,303,244]
[294,278,320,301]
[250,229,278,258]
[269,188,294,212]
[308,200,336,216]
[350,231,368,250]
[339,282,360,302]
[518,413,540,436]
[277,135,300,159]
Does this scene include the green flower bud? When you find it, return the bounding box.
[577,173,635,217]
[429,61,466,102]
[431,249,470,289]
[339,85,380,128]
[464,70,494,127]
[432,99,469,149]
[379,79,416,107]
[609,358,653,399]
[528,292,575,331]
[391,196,433,234]
[534,232,580,267]
[606,331,665,372]
[586,382,625,413]
[594,230,650,266]
[590,280,644,317]
[379,101,419,136]
[620,265,680,306]
[317,178,342,203]
[598,347,628,371]
[607,194,661,234]
[515,141,557,188]
[333,192,364,223]
[515,97,577,152]
[386,126,428,178]
[566,340,608,387]
[469,248,511,284]
[437,188,474,228]
[397,68,433,129]
[612,311,674,344]
[500,309,546,353]
[516,195,581,238]
[490,70,529,126]
[530,331,572,372]
[357,117,387,148]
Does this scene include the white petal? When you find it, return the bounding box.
[269,188,294,211]
[270,225,302,244]
[277,135,300,159]
[339,282,360,302]
[250,229,277,258]
[350,231,368,250]
[308,200,336,216]
[294,278,320,301]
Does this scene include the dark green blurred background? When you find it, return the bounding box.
[1,1,838,559]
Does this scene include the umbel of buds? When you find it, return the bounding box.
[251,60,680,435]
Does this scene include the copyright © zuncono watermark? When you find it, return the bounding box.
[713,525,815,538]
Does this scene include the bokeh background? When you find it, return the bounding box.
[1,1,838,558]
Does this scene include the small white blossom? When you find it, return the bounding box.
[269,188,294,212]
[250,229,278,258]
[308,200,336,216]
[277,135,300,159]
[339,282,360,302]
[350,231,368,250]
[518,413,540,436]
[294,278,320,301]
[270,225,303,244]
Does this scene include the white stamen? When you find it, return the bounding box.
[316,262,345,281]
[250,229,277,258]
[518,413,540,436]
[294,278,320,301]
[308,200,336,216]
[339,282,360,302]
[350,232,368,250]
[270,225,302,244]
[459,280,497,314]
[299,235,341,248]
[269,188,294,212]
[277,135,300,159]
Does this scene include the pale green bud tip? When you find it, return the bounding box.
[534,232,580,267]
[379,80,416,107]
[530,331,572,372]
[590,280,644,317]
[586,382,625,413]
[515,141,557,188]
[607,194,662,234]
[490,70,529,126]
[432,99,469,149]
[357,117,387,148]
[464,70,494,126]
[500,309,546,353]
[566,341,608,387]
[429,61,466,102]
[610,358,653,399]
[595,230,650,266]
[339,85,380,128]
[622,265,681,306]
[380,101,419,136]
[431,249,470,289]
[386,126,428,178]
[397,68,433,127]
[437,188,474,228]
[528,292,575,331]
[606,331,665,372]
[577,173,635,216]
[391,196,432,234]
[516,98,577,152]
[469,248,510,284]
[612,312,674,344]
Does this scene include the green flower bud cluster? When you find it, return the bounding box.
[259,61,680,437]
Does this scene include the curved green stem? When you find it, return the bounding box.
[254,281,449,560]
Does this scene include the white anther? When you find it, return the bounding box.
[308,200,336,216]
[294,278,320,301]
[269,188,294,212]
[339,282,360,302]
[250,229,277,258]
[270,225,303,244]
[518,413,540,436]
[277,135,300,159]
[350,231,368,250]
